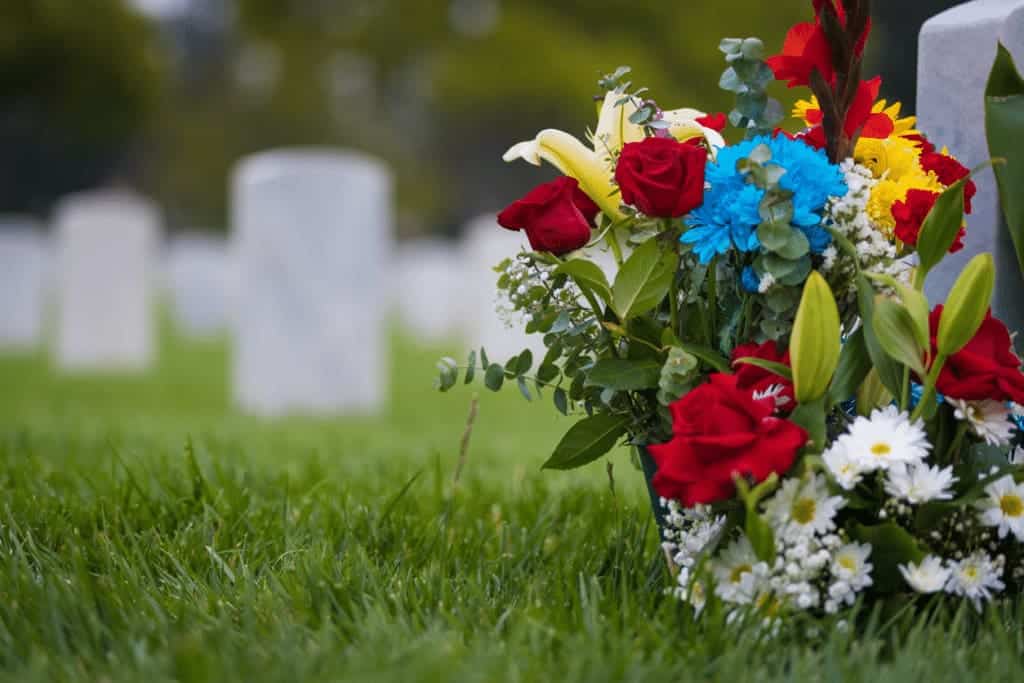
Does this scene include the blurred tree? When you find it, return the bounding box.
[0,1,164,215]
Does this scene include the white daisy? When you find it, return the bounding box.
[884,463,957,504]
[712,536,767,605]
[831,542,873,592]
[976,475,1024,541]
[899,555,950,594]
[948,398,1015,447]
[945,551,1005,611]
[836,405,930,472]
[764,475,845,538]
[822,441,866,490]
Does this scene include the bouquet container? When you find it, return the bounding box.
[638,447,669,537]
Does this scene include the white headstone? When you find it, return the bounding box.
[918,0,1024,333]
[53,191,160,371]
[391,239,464,343]
[164,233,235,338]
[461,214,546,362]
[0,216,48,350]
[232,149,393,416]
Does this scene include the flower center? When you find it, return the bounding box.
[729,563,753,583]
[791,497,817,524]
[999,494,1023,517]
[838,556,857,572]
[963,565,979,583]
[870,442,892,457]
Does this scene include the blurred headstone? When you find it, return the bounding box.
[164,233,235,338]
[0,216,48,350]
[232,149,392,416]
[918,0,1024,334]
[461,214,545,362]
[391,239,464,342]
[53,191,161,371]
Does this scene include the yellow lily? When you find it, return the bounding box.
[504,91,725,221]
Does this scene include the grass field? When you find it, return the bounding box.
[1,329,1022,682]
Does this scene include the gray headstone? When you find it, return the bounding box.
[0,216,48,350]
[918,0,1024,333]
[164,233,235,338]
[461,215,546,362]
[232,149,393,416]
[53,191,160,371]
[391,239,464,343]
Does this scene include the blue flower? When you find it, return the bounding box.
[741,266,761,293]
[680,135,846,264]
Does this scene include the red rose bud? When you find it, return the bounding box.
[919,151,977,214]
[497,177,599,255]
[929,307,1024,404]
[614,137,706,218]
[893,189,965,253]
[731,340,795,414]
[648,373,807,506]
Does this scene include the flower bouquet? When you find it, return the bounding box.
[436,0,1024,617]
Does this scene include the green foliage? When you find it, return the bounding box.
[612,238,679,320]
[986,43,1024,276]
[585,359,662,391]
[789,272,841,404]
[718,37,784,137]
[850,523,927,594]
[872,298,926,377]
[936,253,995,357]
[541,413,629,470]
[657,346,699,406]
[914,180,968,286]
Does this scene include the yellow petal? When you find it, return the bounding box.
[661,108,726,154]
[503,128,623,220]
[592,91,645,163]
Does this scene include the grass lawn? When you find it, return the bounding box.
[0,328,1022,682]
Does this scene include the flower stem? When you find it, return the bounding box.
[948,421,969,466]
[910,353,947,422]
[706,256,718,349]
[606,224,625,266]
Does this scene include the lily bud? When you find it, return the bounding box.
[790,271,841,404]
[937,253,995,356]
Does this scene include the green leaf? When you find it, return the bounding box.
[732,356,792,381]
[850,522,926,594]
[555,259,612,304]
[553,387,569,415]
[745,511,776,564]
[516,376,532,401]
[464,350,476,385]
[436,357,458,391]
[480,347,489,368]
[790,272,841,404]
[542,413,629,470]
[537,363,559,383]
[611,238,679,320]
[915,180,966,280]
[986,43,1024,277]
[756,221,793,251]
[788,399,825,455]
[863,272,930,351]
[872,298,927,377]
[856,276,905,398]
[585,358,662,391]
[515,349,533,376]
[775,230,810,260]
[828,327,871,406]
[676,342,730,373]
[484,363,505,391]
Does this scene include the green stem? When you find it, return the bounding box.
[900,367,910,412]
[706,256,718,349]
[947,421,969,466]
[910,353,947,422]
[666,219,681,337]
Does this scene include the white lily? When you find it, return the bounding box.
[503,92,725,221]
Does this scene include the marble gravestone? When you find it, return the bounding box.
[164,233,235,338]
[918,0,1024,335]
[232,149,393,416]
[461,214,546,363]
[391,239,464,343]
[53,191,161,371]
[0,216,48,350]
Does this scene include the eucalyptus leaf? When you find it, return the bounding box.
[484,363,505,391]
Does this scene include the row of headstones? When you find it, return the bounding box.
[0,151,539,416]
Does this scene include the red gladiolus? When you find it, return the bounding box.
[497,177,598,255]
[929,307,1024,404]
[768,1,871,89]
[648,374,807,506]
[731,341,795,414]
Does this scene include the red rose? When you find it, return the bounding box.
[649,374,807,506]
[919,151,977,214]
[497,177,599,255]
[614,137,706,218]
[929,306,1024,403]
[893,189,965,253]
[731,340,795,414]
